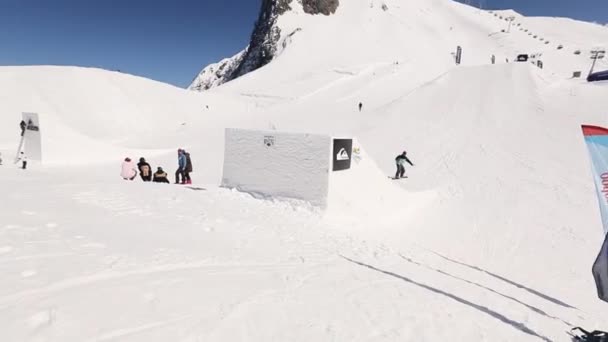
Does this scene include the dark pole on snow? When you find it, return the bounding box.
[589,49,606,77]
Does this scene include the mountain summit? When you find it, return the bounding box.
[189,0,340,91]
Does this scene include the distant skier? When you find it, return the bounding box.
[20,120,26,136]
[153,167,170,183]
[16,151,27,170]
[0,152,3,166]
[137,157,152,182]
[175,149,187,184]
[183,150,193,185]
[358,102,363,112]
[491,54,496,64]
[120,157,137,180]
[395,151,414,179]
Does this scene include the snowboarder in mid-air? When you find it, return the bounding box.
[20,120,26,136]
[395,151,414,179]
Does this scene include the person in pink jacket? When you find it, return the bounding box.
[120,157,137,180]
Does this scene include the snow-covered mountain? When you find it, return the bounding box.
[189,0,340,91]
[2,0,608,341]
[190,0,607,92]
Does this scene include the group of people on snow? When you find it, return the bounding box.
[121,149,193,185]
[121,157,171,183]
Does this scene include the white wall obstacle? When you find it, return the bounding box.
[222,128,332,207]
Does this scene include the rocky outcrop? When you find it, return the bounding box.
[230,0,293,80]
[301,0,340,15]
[188,50,245,91]
[189,0,340,91]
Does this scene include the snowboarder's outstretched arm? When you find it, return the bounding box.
[404,156,414,166]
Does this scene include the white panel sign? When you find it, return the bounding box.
[222,128,331,207]
[22,112,42,161]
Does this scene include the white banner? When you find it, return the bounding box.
[22,112,42,161]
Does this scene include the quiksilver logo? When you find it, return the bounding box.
[337,148,350,161]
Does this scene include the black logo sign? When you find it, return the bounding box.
[26,119,39,132]
[332,139,352,172]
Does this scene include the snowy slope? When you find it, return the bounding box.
[1,0,608,341]
[0,66,256,169]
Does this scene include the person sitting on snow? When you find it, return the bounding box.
[120,157,137,181]
[395,151,414,179]
[153,167,170,183]
[137,157,152,182]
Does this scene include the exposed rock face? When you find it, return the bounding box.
[230,0,293,80]
[189,0,340,91]
[188,51,246,92]
[300,0,340,15]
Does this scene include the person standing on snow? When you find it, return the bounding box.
[16,151,28,169]
[153,167,170,183]
[183,150,193,184]
[20,120,26,137]
[120,157,137,180]
[0,152,3,166]
[491,54,496,64]
[137,157,152,182]
[358,102,363,112]
[175,149,187,184]
[395,151,414,179]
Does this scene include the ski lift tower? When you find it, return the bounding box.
[589,48,606,77]
[506,16,516,33]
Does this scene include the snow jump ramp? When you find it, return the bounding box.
[221,128,410,219]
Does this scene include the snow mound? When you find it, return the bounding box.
[221,128,421,223]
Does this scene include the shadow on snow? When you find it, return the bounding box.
[428,250,577,310]
[398,253,573,328]
[341,255,553,342]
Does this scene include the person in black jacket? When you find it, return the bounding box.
[183,150,193,184]
[153,167,170,183]
[20,120,26,136]
[137,157,152,182]
[395,151,414,179]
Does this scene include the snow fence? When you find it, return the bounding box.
[221,128,407,218]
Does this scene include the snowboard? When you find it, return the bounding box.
[389,176,408,180]
[185,186,206,191]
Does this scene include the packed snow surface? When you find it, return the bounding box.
[1,0,608,341]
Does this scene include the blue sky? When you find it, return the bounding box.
[0,0,606,88]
